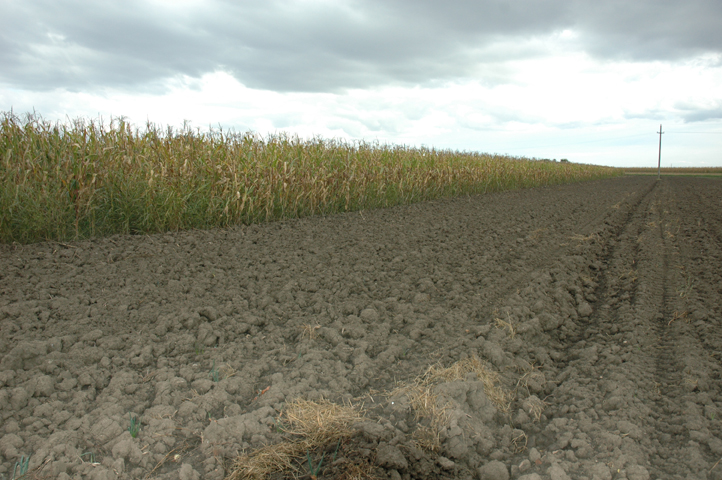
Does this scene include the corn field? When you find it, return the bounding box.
[0,112,622,244]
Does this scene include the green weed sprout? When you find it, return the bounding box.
[12,455,30,480]
[80,452,97,464]
[306,450,325,479]
[332,439,341,462]
[128,415,140,438]
[274,416,286,433]
[210,360,220,382]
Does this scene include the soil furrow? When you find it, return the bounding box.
[650,178,722,479]
[506,177,661,478]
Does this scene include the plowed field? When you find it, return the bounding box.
[1,176,721,480]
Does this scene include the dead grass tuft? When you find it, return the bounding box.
[391,382,450,451]
[494,315,516,339]
[282,398,362,444]
[230,357,511,475]
[301,323,321,340]
[391,356,512,451]
[511,430,528,453]
[515,361,546,396]
[220,363,237,380]
[229,442,300,480]
[570,233,599,242]
[522,395,548,422]
[412,423,446,452]
[228,398,362,480]
[424,356,513,414]
[668,310,689,325]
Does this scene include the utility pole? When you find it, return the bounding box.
[657,124,664,180]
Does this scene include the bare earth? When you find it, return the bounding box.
[1,176,721,480]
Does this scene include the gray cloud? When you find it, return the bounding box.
[571,0,722,62]
[1,0,721,94]
[624,100,722,124]
[674,101,722,123]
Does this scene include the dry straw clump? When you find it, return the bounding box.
[511,430,529,453]
[228,398,362,480]
[424,355,512,414]
[522,395,548,422]
[494,314,516,339]
[392,356,512,451]
[392,382,451,451]
[231,357,511,476]
[1,111,621,244]
[514,360,546,396]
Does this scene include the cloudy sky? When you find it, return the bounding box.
[2,0,721,167]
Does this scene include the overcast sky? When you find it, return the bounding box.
[2,0,721,167]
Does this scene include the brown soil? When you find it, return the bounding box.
[1,176,721,480]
